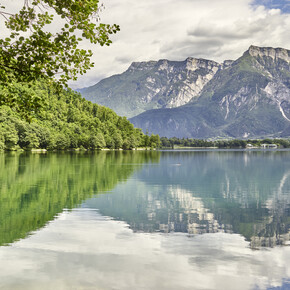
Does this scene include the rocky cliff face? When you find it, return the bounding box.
[130,46,290,138]
[80,57,220,118]
[248,45,289,61]
[79,45,290,138]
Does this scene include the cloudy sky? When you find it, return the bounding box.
[66,0,290,89]
[2,0,289,88]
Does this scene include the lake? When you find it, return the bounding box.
[0,150,289,290]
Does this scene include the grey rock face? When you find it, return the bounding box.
[80,57,220,118]
[130,46,290,139]
[248,45,290,62]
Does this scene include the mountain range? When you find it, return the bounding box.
[80,45,290,139]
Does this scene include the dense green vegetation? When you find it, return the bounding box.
[0,151,161,245]
[0,82,160,150]
[160,137,290,149]
[0,0,119,86]
[0,0,119,117]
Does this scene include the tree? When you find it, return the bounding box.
[90,132,106,149]
[0,0,119,86]
[149,134,161,148]
[2,123,19,150]
[52,133,70,150]
[112,132,123,149]
[0,127,4,150]
[105,135,115,149]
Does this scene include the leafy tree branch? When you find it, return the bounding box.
[0,0,120,86]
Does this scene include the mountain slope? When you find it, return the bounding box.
[80,58,221,118]
[0,82,150,150]
[130,46,290,138]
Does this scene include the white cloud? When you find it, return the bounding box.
[1,0,290,89]
[68,0,290,88]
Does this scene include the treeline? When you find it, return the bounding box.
[161,137,215,148]
[160,137,290,148]
[0,82,160,151]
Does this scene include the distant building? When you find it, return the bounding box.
[261,144,278,149]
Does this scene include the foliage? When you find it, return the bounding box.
[160,137,215,148]
[0,82,158,150]
[0,82,45,121]
[0,0,120,114]
[160,137,290,149]
[0,0,119,85]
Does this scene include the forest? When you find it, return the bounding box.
[160,137,290,149]
[0,82,160,151]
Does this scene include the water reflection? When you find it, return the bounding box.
[0,209,289,290]
[84,151,290,248]
[0,150,289,248]
[0,150,289,290]
[0,151,160,245]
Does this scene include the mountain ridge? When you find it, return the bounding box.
[79,56,221,118]
[80,45,290,138]
[129,45,290,138]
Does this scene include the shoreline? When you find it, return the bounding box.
[0,147,157,153]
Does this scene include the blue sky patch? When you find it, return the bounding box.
[252,0,290,13]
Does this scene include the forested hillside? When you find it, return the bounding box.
[0,82,159,150]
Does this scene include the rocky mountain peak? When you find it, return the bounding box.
[248,45,290,63]
[127,57,221,75]
[129,45,290,139]
[185,57,220,72]
[222,60,234,68]
[81,45,290,136]
[127,60,157,72]
[157,59,170,71]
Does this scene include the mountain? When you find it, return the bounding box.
[79,58,221,118]
[130,46,290,138]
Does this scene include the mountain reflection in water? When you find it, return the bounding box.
[0,208,289,290]
[84,150,290,248]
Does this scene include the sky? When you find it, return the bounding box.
[253,0,290,12]
[67,0,290,89]
[2,1,290,89]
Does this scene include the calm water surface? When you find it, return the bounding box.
[0,150,289,290]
